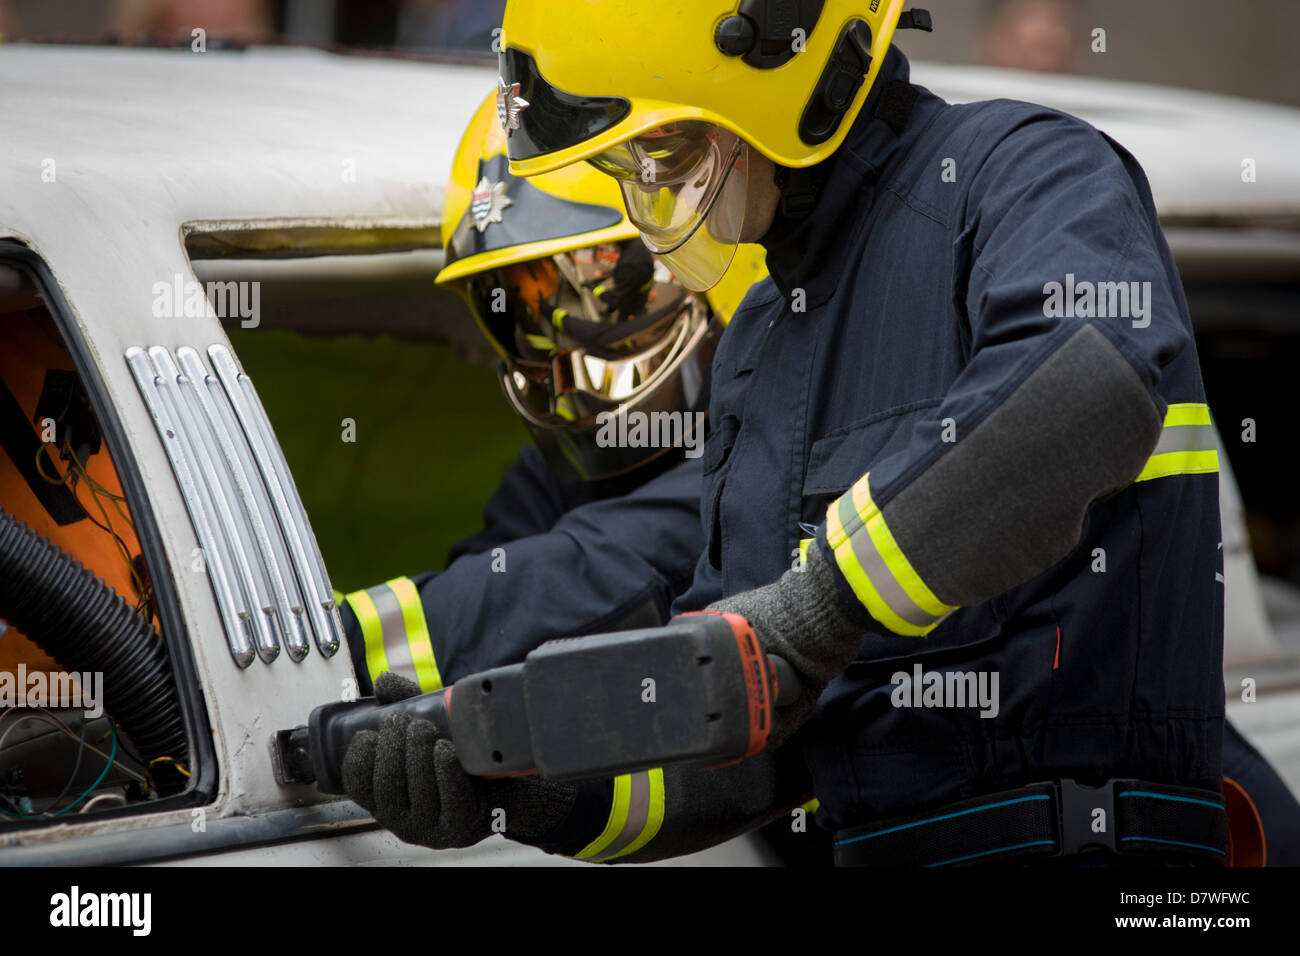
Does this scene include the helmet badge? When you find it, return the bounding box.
[496,77,531,134]
[470,176,514,232]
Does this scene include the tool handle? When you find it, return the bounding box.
[296,619,802,793]
[770,655,799,707]
[306,689,450,794]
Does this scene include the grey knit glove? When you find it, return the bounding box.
[706,542,869,747]
[342,672,577,850]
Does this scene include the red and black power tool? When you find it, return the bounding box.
[272,612,797,793]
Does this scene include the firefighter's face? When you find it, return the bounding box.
[739,151,781,244]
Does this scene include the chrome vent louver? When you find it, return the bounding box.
[127,344,343,668]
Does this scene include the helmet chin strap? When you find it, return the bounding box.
[773,164,825,222]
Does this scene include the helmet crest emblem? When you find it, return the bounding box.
[497,77,531,134]
[470,176,514,232]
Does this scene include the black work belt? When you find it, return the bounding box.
[833,779,1227,867]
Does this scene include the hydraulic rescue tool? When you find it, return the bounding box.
[272,612,797,793]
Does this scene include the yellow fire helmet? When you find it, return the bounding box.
[436,91,768,481]
[496,1,927,291]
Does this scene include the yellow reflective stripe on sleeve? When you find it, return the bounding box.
[1162,403,1212,428]
[826,474,957,637]
[574,774,632,860]
[852,479,952,621]
[344,587,390,683]
[826,495,907,634]
[344,578,442,691]
[823,405,1216,638]
[573,769,665,862]
[607,769,665,859]
[386,577,443,692]
[1136,450,1219,482]
[1135,403,1219,483]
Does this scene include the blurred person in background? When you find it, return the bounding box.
[982,0,1080,73]
[396,0,507,52]
[113,0,273,43]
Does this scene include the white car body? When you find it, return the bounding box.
[0,45,1295,865]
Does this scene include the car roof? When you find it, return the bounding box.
[914,61,1300,222]
[0,45,498,240]
[2,46,1297,236]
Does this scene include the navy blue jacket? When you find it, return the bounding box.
[672,50,1225,832]
[341,447,701,693]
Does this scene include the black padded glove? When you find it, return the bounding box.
[342,672,577,850]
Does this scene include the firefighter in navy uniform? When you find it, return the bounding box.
[337,91,765,695]
[343,11,1298,863]
[489,0,1234,865]
[338,94,811,862]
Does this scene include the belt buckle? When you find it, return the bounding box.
[1055,778,1119,857]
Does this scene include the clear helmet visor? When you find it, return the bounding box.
[589,123,750,292]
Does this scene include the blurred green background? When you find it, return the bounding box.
[227,328,527,592]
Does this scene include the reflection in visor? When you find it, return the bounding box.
[588,123,733,188]
[502,298,721,482]
[589,124,750,291]
[467,241,722,482]
[588,124,741,251]
[469,241,688,364]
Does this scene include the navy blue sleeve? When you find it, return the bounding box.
[343,452,705,690]
[423,455,704,682]
[447,446,597,560]
[818,107,1192,636]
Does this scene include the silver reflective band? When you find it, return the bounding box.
[835,494,946,630]
[1151,423,1216,456]
[574,769,664,862]
[366,583,420,686]
[593,770,654,861]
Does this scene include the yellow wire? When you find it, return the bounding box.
[67,445,133,516]
[148,756,191,778]
[33,445,71,485]
[32,440,155,623]
[66,447,141,562]
[60,443,146,603]
[83,483,139,593]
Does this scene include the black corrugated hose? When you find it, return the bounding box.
[0,506,188,793]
